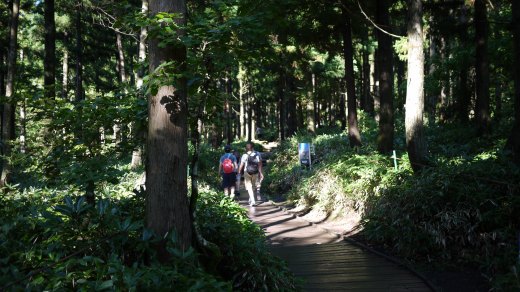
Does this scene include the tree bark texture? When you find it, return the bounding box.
[146,0,193,255]
[475,0,491,135]
[376,0,394,153]
[342,11,362,147]
[405,0,428,172]
[1,0,20,187]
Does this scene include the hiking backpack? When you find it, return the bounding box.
[246,152,259,175]
[221,154,234,174]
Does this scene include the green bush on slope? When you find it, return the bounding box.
[265,121,520,289]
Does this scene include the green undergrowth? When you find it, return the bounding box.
[1,160,297,291]
[265,115,520,289]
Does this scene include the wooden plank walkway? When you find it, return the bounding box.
[244,201,432,291]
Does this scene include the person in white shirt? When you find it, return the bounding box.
[238,142,263,206]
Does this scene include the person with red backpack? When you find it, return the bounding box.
[219,145,238,199]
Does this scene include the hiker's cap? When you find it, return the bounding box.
[224,144,232,152]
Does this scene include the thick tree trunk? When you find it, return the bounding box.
[405,0,428,173]
[474,0,491,136]
[146,0,193,255]
[506,0,520,164]
[1,0,20,187]
[342,11,361,147]
[376,0,394,153]
[131,0,148,169]
[44,0,56,100]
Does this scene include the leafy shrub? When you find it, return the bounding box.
[0,187,227,291]
[197,189,297,291]
[1,166,297,291]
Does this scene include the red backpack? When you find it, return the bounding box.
[221,154,234,174]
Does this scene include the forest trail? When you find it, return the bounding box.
[242,199,432,291]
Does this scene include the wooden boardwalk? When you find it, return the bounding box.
[244,201,432,291]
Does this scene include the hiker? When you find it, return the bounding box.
[238,142,263,206]
[219,145,238,199]
[233,149,242,198]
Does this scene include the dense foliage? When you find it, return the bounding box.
[266,114,520,290]
[0,161,297,291]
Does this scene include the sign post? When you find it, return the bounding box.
[391,150,398,171]
[299,143,312,169]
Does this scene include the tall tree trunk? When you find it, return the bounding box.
[306,73,316,133]
[44,0,56,100]
[113,32,127,145]
[116,33,127,84]
[456,5,470,123]
[75,2,84,103]
[342,10,361,147]
[248,87,254,141]
[506,0,520,164]
[1,0,20,186]
[277,68,285,141]
[19,97,26,154]
[475,0,491,136]
[376,0,394,153]
[146,0,193,256]
[238,64,245,139]
[405,0,427,173]
[0,48,5,99]
[313,74,320,128]
[439,37,449,122]
[362,42,373,114]
[372,49,380,121]
[286,74,297,137]
[427,32,438,122]
[62,44,69,99]
[226,77,232,144]
[131,0,148,169]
